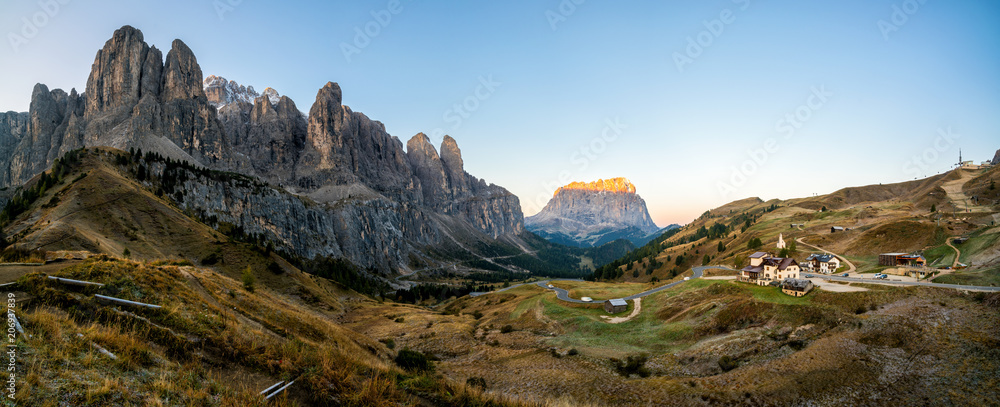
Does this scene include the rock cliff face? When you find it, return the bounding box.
[993,149,999,166]
[0,25,524,275]
[525,178,660,247]
[0,26,240,188]
[406,134,522,237]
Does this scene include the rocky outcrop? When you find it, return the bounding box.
[159,39,231,166]
[4,85,85,186]
[0,111,30,186]
[993,149,999,166]
[204,75,259,108]
[150,161,436,272]
[406,133,448,206]
[406,134,523,237]
[215,85,308,183]
[295,82,416,202]
[0,26,240,187]
[526,178,660,247]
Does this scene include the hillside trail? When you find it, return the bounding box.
[944,237,962,268]
[795,237,856,273]
[941,169,992,214]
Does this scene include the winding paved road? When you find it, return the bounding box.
[470,266,734,303]
[812,274,1000,292]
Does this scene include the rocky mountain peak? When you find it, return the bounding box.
[993,148,999,165]
[527,177,659,247]
[262,87,281,105]
[440,135,464,173]
[84,25,151,118]
[161,39,206,102]
[558,177,637,196]
[204,75,259,108]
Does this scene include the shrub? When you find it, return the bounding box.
[122,248,131,258]
[472,310,484,320]
[200,252,221,266]
[612,354,650,378]
[718,355,738,372]
[466,377,487,391]
[266,261,283,274]
[395,349,433,371]
[380,338,396,350]
[394,317,405,323]
[568,348,579,356]
[500,325,514,334]
[242,266,255,292]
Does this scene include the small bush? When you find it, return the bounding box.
[472,310,484,320]
[718,355,738,372]
[568,348,579,356]
[500,325,514,334]
[466,377,487,391]
[122,248,131,258]
[612,354,650,378]
[242,266,255,292]
[394,317,405,323]
[395,349,433,371]
[380,338,396,349]
[200,252,221,266]
[266,261,283,274]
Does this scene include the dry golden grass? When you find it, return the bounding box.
[13,256,538,406]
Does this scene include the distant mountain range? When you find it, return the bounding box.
[525,178,677,247]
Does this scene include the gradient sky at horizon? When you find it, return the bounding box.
[1,0,998,226]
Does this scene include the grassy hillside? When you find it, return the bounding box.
[9,256,537,406]
[343,275,1000,405]
[590,166,998,285]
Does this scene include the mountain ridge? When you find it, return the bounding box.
[0,25,525,276]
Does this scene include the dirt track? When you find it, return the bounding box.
[601,298,642,324]
[795,237,856,273]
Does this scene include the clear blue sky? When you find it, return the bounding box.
[2,0,998,225]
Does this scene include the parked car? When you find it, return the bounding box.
[683,277,690,281]
[546,284,554,289]
[841,273,849,277]
[804,274,814,278]
[581,297,593,302]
